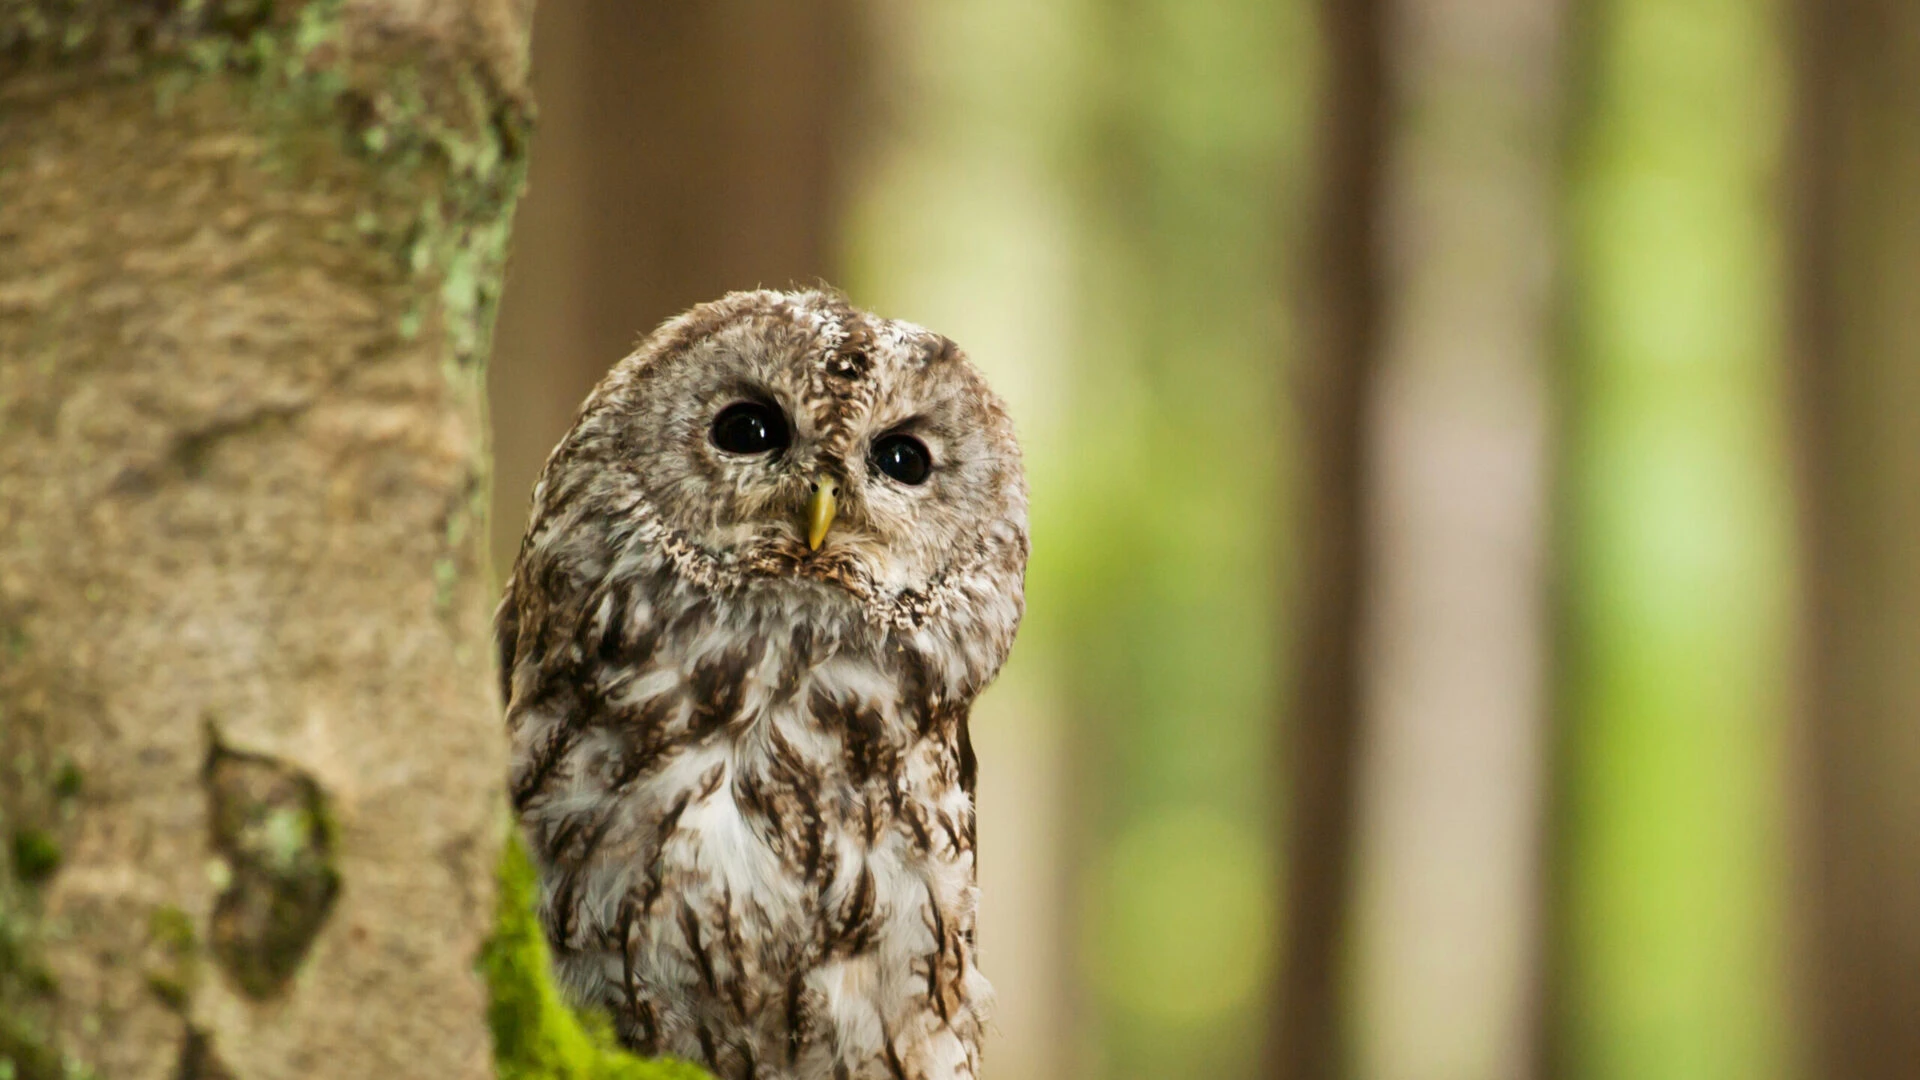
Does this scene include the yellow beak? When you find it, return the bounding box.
[806,475,839,551]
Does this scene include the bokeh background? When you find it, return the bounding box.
[485,3,1917,1080]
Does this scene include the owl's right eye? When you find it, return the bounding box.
[710,401,791,456]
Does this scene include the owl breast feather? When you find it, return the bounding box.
[502,558,989,1079]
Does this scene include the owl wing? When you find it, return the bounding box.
[495,570,522,711]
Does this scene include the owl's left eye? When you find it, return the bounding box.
[711,401,790,456]
[871,433,932,486]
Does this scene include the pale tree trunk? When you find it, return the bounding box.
[0,3,531,1077]
[1790,0,1920,1075]
[1347,1,1564,1079]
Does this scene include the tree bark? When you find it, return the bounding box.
[1269,2,1385,1078]
[1790,0,1920,1075]
[0,3,532,1077]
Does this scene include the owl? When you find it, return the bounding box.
[496,290,1028,1080]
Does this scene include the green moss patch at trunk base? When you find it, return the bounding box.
[481,835,712,1080]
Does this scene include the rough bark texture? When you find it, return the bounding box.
[1790,0,1920,1075]
[1268,1,1385,1078]
[0,2,530,1076]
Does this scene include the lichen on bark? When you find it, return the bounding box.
[3,0,534,366]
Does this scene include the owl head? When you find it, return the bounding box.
[521,290,1028,690]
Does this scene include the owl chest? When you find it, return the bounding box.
[645,668,968,950]
[623,687,979,1065]
[529,626,983,1070]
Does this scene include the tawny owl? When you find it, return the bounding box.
[496,290,1028,1080]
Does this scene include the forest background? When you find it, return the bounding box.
[2,1,1913,1078]
[493,3,1915,1080]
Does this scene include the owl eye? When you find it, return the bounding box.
[871,433,932,486]
[711,401,790,456]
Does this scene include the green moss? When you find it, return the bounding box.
[0,1011,70,1080]
[9,832,58,885]
[0,0,278,67]
[433,556,460,613]
[47,762,79,802]
[149,906,197,953]
[480,835,711,1080]
[0,723,74,1079]
[0,624,26,663]
[0,905,84,1080]
[144,906,200,1010]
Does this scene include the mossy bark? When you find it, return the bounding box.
[0,2,544,1076]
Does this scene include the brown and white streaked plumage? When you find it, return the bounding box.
[496,290,1028,1079]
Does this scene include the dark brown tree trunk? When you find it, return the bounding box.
[1789,0,1920,1076]
[1268,2,1385,1078]
[0,4,532,1077]
[489,0,863,573]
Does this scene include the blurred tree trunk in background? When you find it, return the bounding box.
[489,0,862,574]
[1270,2,1383,1078]
[1347,2,1564,1080]
[1790,0,1920,1076]
[0,3,531,1078]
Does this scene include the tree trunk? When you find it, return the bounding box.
[1790,0,1920,1075]
[1346,0,1564,1077]
[1270,2,1385,1078]
[0,4,531,1077]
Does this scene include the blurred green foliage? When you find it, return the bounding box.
[850,0,1311,1075]
[1061,5,1307,1077]
[1560,0,1794,1077]
[850,0,1800,1076]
